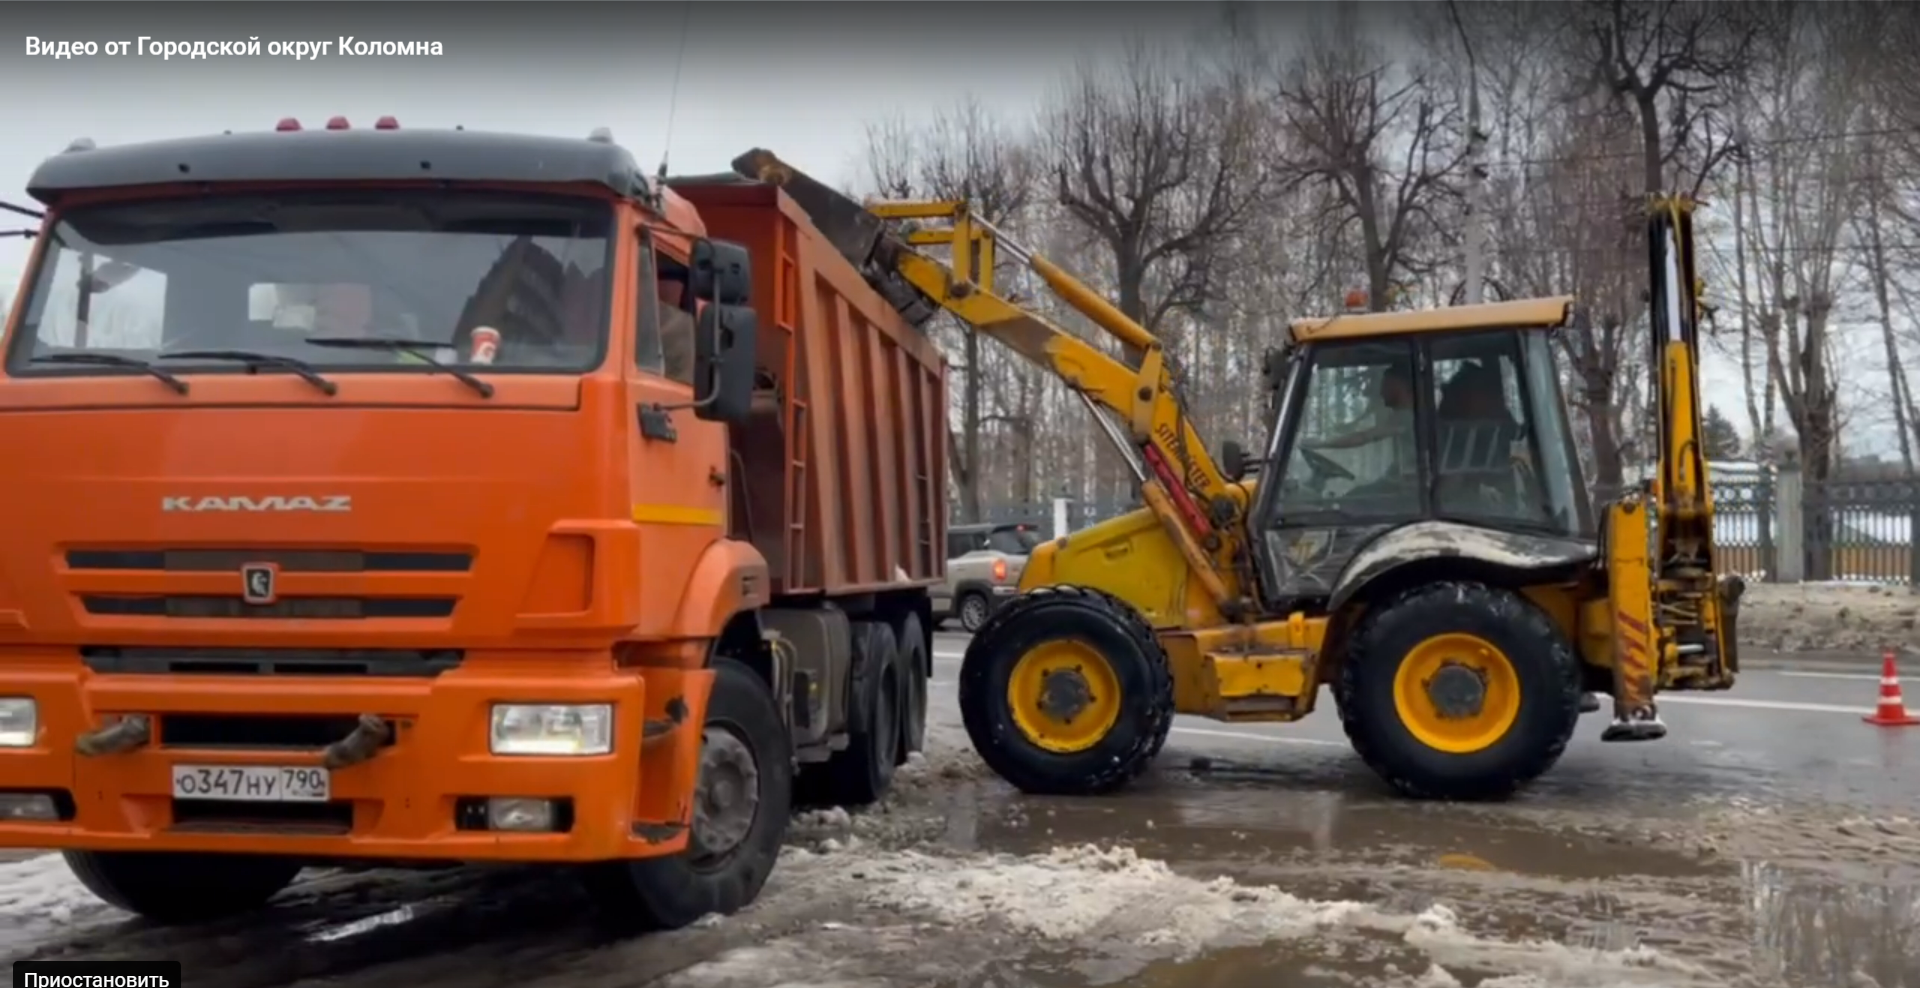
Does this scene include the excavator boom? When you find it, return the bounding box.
[733,149,1254,619]
[1602,196,1744,742]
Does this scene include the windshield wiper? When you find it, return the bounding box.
[30,352,189,394]
[301,337,495,398]
[159,349,339,396]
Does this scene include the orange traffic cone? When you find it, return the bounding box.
[1863,649,1920,727]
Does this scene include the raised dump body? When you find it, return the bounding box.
[671,179,947,597]
[0,120,940,930]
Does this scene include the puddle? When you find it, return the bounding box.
[1744,862,1920,988]
[937,773,1731,886]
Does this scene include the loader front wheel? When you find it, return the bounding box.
[959,586,1173,796]
[1336,581,1580,801]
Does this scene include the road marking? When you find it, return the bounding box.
[1776,671,1884,682]
[1659,695,1872,715]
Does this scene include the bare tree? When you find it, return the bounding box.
[1273,6,1464,311]
[862,100,1038,522]
[1046,39,1269,348]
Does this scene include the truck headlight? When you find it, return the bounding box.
[489,704,612,756]
[0,698,37,748]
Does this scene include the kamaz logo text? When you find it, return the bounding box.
[161,495,353,513]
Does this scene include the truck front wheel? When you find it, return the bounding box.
[583,656,793,931]
[63,850,302,924]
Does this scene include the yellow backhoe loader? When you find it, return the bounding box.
[741,148,1744,800]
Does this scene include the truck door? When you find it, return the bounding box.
[627,229,729,632]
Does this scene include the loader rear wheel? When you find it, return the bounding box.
[582,656,791,931]
[959,585,1172,796]
[1336,581,1580,801]
[63,850,301,924]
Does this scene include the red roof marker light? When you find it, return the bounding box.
[275,118,302,132]
[374,116,399,130]
[325,116,351,131]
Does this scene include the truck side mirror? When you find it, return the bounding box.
[694,302,757,424]
[690,238,751,305]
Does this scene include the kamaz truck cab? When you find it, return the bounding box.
[0,119,944,928]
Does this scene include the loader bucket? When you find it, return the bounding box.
[729,148,886,273]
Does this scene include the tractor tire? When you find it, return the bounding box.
[1335,581,1581,801]
[582,656,792,931]
[891,611,930,764]
[957,591,992,633]
[959,585,1173,796]
[63,850,302,925]
[813,620,903,806]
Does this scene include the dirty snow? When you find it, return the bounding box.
[0,851,130,956]
[662,836,1727,988]
[1739,582,1919,654]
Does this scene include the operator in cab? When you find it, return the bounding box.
[1303,363,1416,476]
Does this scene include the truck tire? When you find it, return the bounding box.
[62,850,301,924]
[1335,581,1581,801]
[959,585,1172,796]
[957,591,991,633]
[892,611,930,764]
[814,620,903,806]
[582,656,792,931]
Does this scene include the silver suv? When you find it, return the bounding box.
[936,522,1043,632]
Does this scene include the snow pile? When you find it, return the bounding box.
[1403,904,1716,987]
[1738,582,1919,653]
[734,840,1724,986]
[0,852,129,958]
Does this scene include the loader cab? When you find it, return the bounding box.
[1248,302,1591,606]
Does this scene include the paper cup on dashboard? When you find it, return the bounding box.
[469,327,501,366]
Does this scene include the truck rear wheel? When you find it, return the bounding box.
[63,850,302,924]
[959,585,1172,796]
[892,611,930,764]
[812,620,903,806]
[1335,581,1581,801]
[583,656,792,931]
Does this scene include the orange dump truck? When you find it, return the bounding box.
[0,119,945,928]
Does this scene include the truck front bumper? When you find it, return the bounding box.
[0,654,691,863]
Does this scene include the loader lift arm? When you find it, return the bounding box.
[731,149,1254,620]
[1602,195,1744,740]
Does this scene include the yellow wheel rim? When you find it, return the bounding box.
[1391,632,1520,755]
[1005,639,1122,754]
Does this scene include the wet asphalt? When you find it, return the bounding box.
[0,632,1914,988]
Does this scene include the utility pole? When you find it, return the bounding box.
[1448,0,1488,305]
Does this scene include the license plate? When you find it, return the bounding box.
[171,764,330,802]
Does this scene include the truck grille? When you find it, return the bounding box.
[65,548,472,573]
[157,713,396,750]
[80,595,457,619]
[80,646,463,677]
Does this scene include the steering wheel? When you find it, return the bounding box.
[1301,447,1355,482]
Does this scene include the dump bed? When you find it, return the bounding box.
[672,180,948,598]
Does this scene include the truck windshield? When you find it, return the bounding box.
[5,190,613,376]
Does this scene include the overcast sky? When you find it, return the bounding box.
[0,1,1879,456]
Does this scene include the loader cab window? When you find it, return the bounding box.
[1272,340,1423,524]
[1428,331,1584,537]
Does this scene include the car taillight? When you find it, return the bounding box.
[992,558,1008,582]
